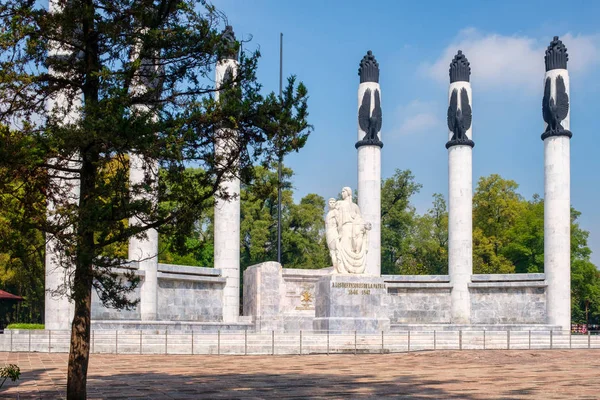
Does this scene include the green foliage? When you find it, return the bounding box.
[5,323,44,329]
[503,195,544,273]
[0,364,20,389]
[571,259,600,325]
[472,174,523,274]
[240,164,328,270]
[381,169,422,274]
[0,166,45,325]
[0,1,311,396]
[409,194,449,275]
[283,193,329,269]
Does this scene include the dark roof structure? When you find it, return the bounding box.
[0,290,23,301]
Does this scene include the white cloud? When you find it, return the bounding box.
[386,100,443,138]
[421,29,600,92]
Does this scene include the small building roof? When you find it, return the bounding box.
[0,290,24,301]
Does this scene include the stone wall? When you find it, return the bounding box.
[384,275,452,324]
[156,264,225,321]
[242,266,549,330]
[243,262,333,331]
[92,263,225,322]
[91,266,143,321]
[469,274,547,324]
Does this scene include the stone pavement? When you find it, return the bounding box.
[1,350,599,399]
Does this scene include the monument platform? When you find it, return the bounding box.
[313,275,390,333]
[390,324,563,332]
[91,318,253,332]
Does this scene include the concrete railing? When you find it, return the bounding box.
[1,330,599,355]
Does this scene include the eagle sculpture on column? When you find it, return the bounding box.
[542,75,571,139]
[446,88,472,146]
[357,88,382,146]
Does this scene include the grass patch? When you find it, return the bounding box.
[5,323,44,330]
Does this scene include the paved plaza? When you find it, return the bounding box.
[0,350,599,399]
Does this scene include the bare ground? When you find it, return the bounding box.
[1,350,599,399]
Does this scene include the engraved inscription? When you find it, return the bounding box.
[331,282,386,290]
[332,281,385,295]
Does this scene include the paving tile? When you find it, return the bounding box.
[1,350,600,398]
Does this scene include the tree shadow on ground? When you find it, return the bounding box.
[2,366,479,399]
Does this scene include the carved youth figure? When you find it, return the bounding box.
[325,198,342,273]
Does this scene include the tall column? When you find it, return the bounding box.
[45,160,79,331]
[356,51,383,277]
[44,0,80,331]
[446,51,474,324]
[542,37,572,331]
[214,26,240,322]
[128,156,159,321]
[128,47,162,321]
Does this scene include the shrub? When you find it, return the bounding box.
[0,364,20,388]
[5,323,44,330]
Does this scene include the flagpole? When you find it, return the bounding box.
[277,32,283,264]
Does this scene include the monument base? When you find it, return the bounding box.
[313,274,390,333]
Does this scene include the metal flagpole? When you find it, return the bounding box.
[277,32,283,263]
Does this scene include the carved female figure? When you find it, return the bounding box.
[326,187,371,274]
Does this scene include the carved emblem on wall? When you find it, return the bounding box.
[446,87,474,149]
[295,286,314,310]
[356,88,383,148]
[300,288,313,307]
[542,75,572,140]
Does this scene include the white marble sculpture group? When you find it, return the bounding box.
[325,187,372,274]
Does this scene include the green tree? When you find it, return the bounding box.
[240,164,328,270]
[0,2,311,398]
[283,193,329,269]
[472,174,524,274]
[409,193,448,275]
[0,148,46,324]
[569,208,600,326]
[381,169,422,274]
[503,194,544,273]
[571,259,600,326]
[241,164,293,267]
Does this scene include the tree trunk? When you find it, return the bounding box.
[66,273,92,399]
[67,0,100,396]
[66,155,97,399]
[585,301,590,331]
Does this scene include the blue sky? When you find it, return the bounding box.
[214,0,600,266]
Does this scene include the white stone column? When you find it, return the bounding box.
[45,157,79,331]
[128,153,159,321]
[44,0,80,331]
[446,51,473,324]
[214,26,240,322]
[356,51,382,277]
[542,37,572,331]
[128,48,161,321]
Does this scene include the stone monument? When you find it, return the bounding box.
[314,51,390,332]
[542,36,571,332]
[446,50,474,324]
